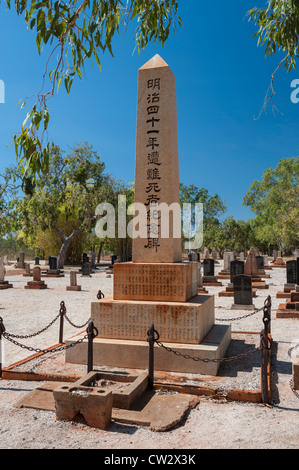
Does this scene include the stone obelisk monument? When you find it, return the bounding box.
[66,55,231,375]
[133,54,181,263]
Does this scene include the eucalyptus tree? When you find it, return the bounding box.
[3,0,182,176]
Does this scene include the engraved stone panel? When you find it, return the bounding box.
[113,262,198,302]
[91,295,214,344]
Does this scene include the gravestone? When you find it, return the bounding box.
[223,252,234,271]
[67,270,81,291]
[256,255,264,271]
[294,249,299,260]
[230,260,244,283]
[217,252,235,279]
[18,252,25,269]
[231,275,255,310]
[188,251,198,262]
[81,262,91,277]
[23,262,32,277]
[0,257,13,289]
[203,259,214,277]
[44,256,64,277]
[49,256,57,270]
[197,261,208,293]
[66,55,231,375]
[286,260,297,285]
[262,255,272,270]
[276,259,297,299]
[35,257,40,265]
[273,250,278,262]
[239,253,244,261]
[25,266,47,289]
[297,258,299,285]
[271,250,286,267]
[3,255,8,265]
[244,250,259,276]
[83,253,89,263]
[203,248,210,259]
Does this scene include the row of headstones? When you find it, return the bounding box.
[201,257,299,284]
[202,256,267,278]
[199,248,299,262]
[203,256,299,281]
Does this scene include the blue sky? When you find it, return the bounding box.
[0,0,298,221]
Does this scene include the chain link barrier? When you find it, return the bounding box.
[215,305,264,322]
[0,300,90,358]
[154,296,270,363]
[154,329,261,364]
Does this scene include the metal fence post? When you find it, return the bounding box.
[86,321,98,373]
[59,301,66,344]
[0,317,5,379]
[147,324,156,390]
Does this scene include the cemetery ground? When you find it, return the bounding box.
[0,259,298,450]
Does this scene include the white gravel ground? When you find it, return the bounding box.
[0,259,298,451]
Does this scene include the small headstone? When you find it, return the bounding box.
[230,260,244,283]
[286,260,297,285]
[35,257,40,265]
[239,253,244,261]
[256,255,264,271]
[244,250,259,276]
[83,253,89,263]
[33,266,41,282]
[19,252,25,269]
[25,266,47,289]
[188,251,198,261]
[231,274,255,310]
[67,270,81,291]
[296,258,299,285]
[223,252,235,271]
[49,256,58,271]
[3,255,8,265]
[0,257,13,289]
[262,255,269,267]
[81,262,91,277]
[294,249,299,260]
[273,250,278,261]
[203,248,210,259]
[203,259,214,277]
[45,256,64,276]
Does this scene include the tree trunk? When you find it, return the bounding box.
[97,241,104,263]
[54,227,82,269]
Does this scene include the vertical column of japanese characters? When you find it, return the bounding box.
[144,77,162,253]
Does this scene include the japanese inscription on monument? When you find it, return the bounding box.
[132,54,182,264]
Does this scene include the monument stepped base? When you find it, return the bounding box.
[65,324,231,375]
[90,294,215,345]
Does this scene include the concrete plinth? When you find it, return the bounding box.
[90,294,214,345]
[25,281,47,289]
[113,262,198,302]
[65,324,231,376]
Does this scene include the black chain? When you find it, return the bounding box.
[3,331,88,354]
[4,313,61,339]
[154,337,260,363]
[215,305,264,322]
[64,314,91,329]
